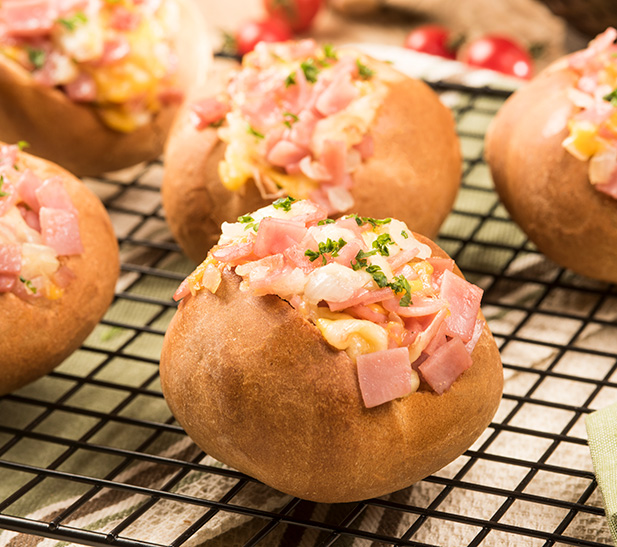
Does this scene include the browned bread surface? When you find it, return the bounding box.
[160,235,502,503]
[485,65,617,283]
[162,59,461,263]
[0,149,119,395]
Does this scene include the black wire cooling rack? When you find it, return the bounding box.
[0,78,615,547]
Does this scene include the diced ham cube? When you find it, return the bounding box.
[64,72,97,102]
[440,269,483,343]
[315,71,359,117]
[39,207,83,255]
[319,139,347,188]
[35,177,75,211]
[0,274,16,292]
[17,168,44,212]
[357,347,417,408]
[191,97,231,130]
[266,140,309,168]
[253,217,307,258]
[211,240,255,265]
[0,243,21,274]
[1,0,56,38]
[465,318,485,355]
[418,336,472,395]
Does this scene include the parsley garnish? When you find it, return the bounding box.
[237,214,254,223]
[305,238,347,265]
[356,59,375,79]
[366,264,388,287]
[27,47,46,70]
[323,44,337,60]
[19,276,37,294]
[285,72,297,87]
[372,233,393,256]
[282,111,299,129]
[389,275,412,307]
[272,196,297,211]
[604,88,617,107]
[247,125,265,139]
[17,141,29,150]
[238,214,259,231]
[0,175,8,198]
[351,249,376,270]
[401,230,409,239]
[349,214,392,228]
[300,58,320,83]
[317,219,336,226]
[57,11,88,31]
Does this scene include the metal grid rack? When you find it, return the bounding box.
[0,78,614,547]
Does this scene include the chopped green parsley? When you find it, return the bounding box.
[272,196,297,211]
[57,11,88,31]
[300,58,320,83]
[0,175,8,198]
[372,233,393,256]
[27,47,46,70]
[247,125,265,139]
[323,44,337,60]
[356,59,375,79]
[19,276,37,294]
[305,238,347,265]
[282,111,299,129]
[349,214,392,228]
[285,72,297,87]
[603,88,617,107]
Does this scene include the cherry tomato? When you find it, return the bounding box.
[403,25,457,60]
[263,0,322,33]
[234,18,293,57]
[460,35,533,79]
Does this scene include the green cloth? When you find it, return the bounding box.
[586,402,617,546]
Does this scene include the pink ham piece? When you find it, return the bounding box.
[211,240,255,265]
[327,286,393,312]
[253,217,307,258]
[16,169,43,212]
[64,72,97,102]
[320,139,347,188]
[0,0,56,38]
[418,336,472,395]
[0,243,21,274]
[39,207,83,255]
[267,140,308,169]
[173,278,190,302]
[440,269,483,343]
[191,97,231,130]
[357,346,415,408]
[315,71,359,117]
[0,274,15,292]
[35,176,75,211]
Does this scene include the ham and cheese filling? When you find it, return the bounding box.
[191,40,398,214]
[562,27,617,199]
[174,199,485,408]
[0,143,83,300]
[0,0,182,132]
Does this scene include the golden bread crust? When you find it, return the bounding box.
[0,149,119,395]
[485,66,617,283]
[159,235,502,503]
[162,59,461,263]
[0,0,211,177]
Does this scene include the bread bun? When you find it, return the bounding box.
[0,0,211,177]
[162,41,461,263]
[0,144,119,395]
[160,203,502,503]
[485,30,617,283]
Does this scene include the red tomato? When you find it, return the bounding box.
[263,0,322,33]
[460,35,533,79]
[235,18,293,56]
[403,25,457,60]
